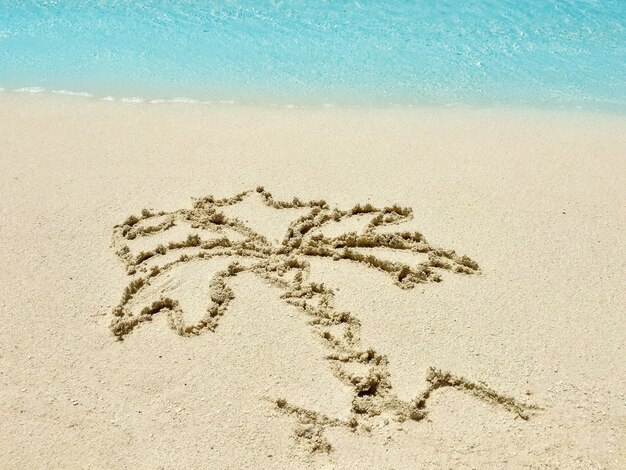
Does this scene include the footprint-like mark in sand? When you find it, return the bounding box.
[110,187,539,454]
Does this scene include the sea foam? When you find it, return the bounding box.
[13,87,45,93]
[51,89,94,97]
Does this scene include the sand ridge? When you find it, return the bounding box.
[110,187,539,453]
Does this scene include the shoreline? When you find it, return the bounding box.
[2,86,626,116]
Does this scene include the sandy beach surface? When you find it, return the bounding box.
[1,94,625,469]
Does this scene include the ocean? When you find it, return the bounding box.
[0,1,624,111]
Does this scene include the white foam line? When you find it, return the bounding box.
[51,89,93,97]
[169,97,198,103]
[120,97,144,103]
[100,96,115,101]
[13,86,45,93]
[149,97,199,104]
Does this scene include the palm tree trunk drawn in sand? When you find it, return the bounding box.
[110,187,539,453]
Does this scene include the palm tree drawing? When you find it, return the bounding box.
[110,187,537,453]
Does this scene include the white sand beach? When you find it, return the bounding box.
[1,94,625,468]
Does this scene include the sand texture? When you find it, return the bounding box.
[1,95,625,468]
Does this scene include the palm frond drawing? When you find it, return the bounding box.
[110,187,538,453]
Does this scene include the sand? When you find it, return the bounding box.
[1,94,625,469]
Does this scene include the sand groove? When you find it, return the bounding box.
[110,187,538,452]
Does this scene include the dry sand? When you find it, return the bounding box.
[1,94,625,469]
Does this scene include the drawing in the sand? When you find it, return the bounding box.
[110,187,538,453]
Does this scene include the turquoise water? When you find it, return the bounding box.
[0,1,624,111]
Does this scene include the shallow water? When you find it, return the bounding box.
[0,1,624,111]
